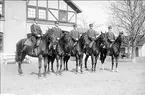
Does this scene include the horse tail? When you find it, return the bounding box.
[15,38,26,62]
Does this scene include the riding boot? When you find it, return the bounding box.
[73,42,77,46]
[21,45,27,53]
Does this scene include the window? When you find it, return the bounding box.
[26,0,77,23]
[59,10,67,21]
[28,7,36,18]
[0,0,4,18]
[38,9,46,19]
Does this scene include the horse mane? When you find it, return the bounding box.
[114,33,122,44]
[111,33,123,50]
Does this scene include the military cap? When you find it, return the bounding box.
[89,23,93,27]
[108,25,112,29]
[33,18,38,21]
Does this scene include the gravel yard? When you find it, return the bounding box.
[1,57,145,95]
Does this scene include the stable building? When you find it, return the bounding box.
[0,0,82,54]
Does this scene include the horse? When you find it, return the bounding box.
[54,30,74,75]
[74,32,92,73]
[43,29,58,75]
[15,34,49,78]
[100,31,125,72]
[85,32,108,72]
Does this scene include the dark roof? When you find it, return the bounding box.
[63,0,82,13]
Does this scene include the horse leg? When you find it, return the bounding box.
[18,53,26,75]
[18,61,23,75]
[80,55,83,73]
[100,52,104,70]
[43,57,48,77]
[75,55,79,74]
[115,57,119,72]
[38,55,42,78]
[91,54,94,71]
[59,57,63,75]
[85,54,89,70]
[47,59,50,73]
[111,56,114,72]
[94,55,99,72]
[56,56,59,75]
[63,57,66,71]
[66,56,70,71]
[51,57,55,73]
[101,54,107,70]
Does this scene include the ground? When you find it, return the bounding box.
[1,57,145,95]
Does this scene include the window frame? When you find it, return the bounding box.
[38,7,47,20]
[27,6,37,19]
[0,0,4,20]
[26,0,77,24]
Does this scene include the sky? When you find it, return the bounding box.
[74,1,111,32]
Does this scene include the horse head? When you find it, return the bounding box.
[98,32,110,48]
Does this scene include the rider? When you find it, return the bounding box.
[86,23,99,48]
[22,18,43,55]
[70,24,80,46]
[52,21,63,40]
[106,25,115,48]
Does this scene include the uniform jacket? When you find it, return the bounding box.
[70,29,79,39]
[52,27,63,38]
[86,29,99,40]
[106,31,115,42]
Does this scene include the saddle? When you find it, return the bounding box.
[24,33,42,48]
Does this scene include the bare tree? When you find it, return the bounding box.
[108,0,145,59]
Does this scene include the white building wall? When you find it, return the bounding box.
[138,46,142,57]
[141,44,145,57]
[4,1,26,54]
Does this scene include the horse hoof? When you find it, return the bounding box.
[80,71,83,74]
[116,69,119,72]
[38,76,42,79]
[85,68,88,71]
[18,73,23,76]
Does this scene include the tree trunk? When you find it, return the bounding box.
[131,40,136,59]
[131,46,136,59]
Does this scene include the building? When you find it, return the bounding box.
[120,36,145,57]
[0,0,82,54]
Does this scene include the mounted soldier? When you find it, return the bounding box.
[52,21,63,40]
[70,24,80,46]
[106,25,115,48]
[21,18,43,56]
[86,23,99,48]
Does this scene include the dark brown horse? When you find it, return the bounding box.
[74,33,92,73]
[88,32,108,72]
[100,31,125,72]
[15,37,47,78]
[55,31,74,75]
[15,29,56,78]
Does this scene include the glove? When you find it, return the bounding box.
[57,37,60,40]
